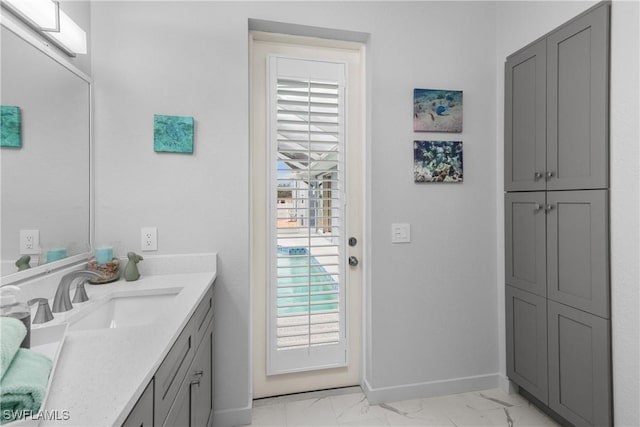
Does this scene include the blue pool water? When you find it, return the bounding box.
[277,247,339,315]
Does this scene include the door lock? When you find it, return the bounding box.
[349,237,357,247]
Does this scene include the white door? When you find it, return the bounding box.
[250,33,365,398]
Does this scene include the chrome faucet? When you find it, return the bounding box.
[52,270,102,313]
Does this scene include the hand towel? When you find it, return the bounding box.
[0,317,26,380]
[0,348,52,424]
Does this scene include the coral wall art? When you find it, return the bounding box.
[414,140,463,183]
[413,89,463,132]
[154,114,194,153]
[1,105,22,148]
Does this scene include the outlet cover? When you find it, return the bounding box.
[391,223,411,243]
[141,227,158,251]
[19,229,40,254]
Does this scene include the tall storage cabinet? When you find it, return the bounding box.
[504,3,612,426]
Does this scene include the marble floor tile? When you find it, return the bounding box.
[249,403,287,427]
[242,388,560,427]
[330,392,388,425]
[285,396,340,426]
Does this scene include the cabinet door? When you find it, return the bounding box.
[122,379,154,427]
[504,39,546,192]
[546,4,609,191]
[505,285,548,404]
[155,317,196,425]
[548,300,611,427]
[191,319,214,427]
[162,376,192,427]
[505,192,546,296]
[546,190,609,317]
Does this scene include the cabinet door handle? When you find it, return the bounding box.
[533,203,542,212]
[534,172,543,181]
[193,370,204,377]
[545,171,554,180]
[190,380,200,386]
[545,204,554,213]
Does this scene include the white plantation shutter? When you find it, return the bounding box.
[267,56,347,375]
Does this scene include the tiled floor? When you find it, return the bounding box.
[242,387,560,427]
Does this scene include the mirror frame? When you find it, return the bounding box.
[0,15,93,285]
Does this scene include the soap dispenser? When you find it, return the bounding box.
[0,286,31,348]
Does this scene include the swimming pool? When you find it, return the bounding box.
[276,247,339,315]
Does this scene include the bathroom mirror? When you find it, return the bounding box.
[0,20,91,281]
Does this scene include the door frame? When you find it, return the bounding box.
[249,30,369,399]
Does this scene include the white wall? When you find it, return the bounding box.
[92,2,499,425]
[495,2,640,426]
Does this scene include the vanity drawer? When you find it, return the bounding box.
[193,286,214,347]
[154,315,196,425]
[154,286,213,425]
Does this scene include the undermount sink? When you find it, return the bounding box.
[68,288,182,331]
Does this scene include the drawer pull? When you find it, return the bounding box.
[193,370,204,377]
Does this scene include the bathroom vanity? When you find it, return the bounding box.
[18,255,217,427]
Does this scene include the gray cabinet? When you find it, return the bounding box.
[155,317,196,424]
[546,4,609,191]
[191,320,214,427]
[122,284,214,427]
[505,3,609,192]
[505,286,548,404]
[504,40,546,192]
[505,192,546,296]
[504,3,611,427]
[122,379,154,427]
[163,318,214,427]
[546,190,609,317]
[548,300,612,427]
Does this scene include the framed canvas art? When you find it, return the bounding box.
[414,140,463,183]
[1,105,22,148]
[154,114,194,153]
[413,89,463,132]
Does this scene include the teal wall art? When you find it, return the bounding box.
[1,105,22,148]
[153,114,194,153]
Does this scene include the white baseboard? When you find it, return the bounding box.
[213,404,252,427]
[363,373,500,405]
[498,375,519,395]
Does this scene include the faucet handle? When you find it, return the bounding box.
[28,298,54,324]
[72,281,90,304]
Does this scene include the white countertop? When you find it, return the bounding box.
[25,255,217,426]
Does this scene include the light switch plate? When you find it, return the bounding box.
[391,223,411,243]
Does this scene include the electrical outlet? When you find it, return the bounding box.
[141,227,158,251]
[19,229,40,254]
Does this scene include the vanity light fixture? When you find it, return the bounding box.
[0,0,59,31]
[1,0,86,57]
[41,8,86,56]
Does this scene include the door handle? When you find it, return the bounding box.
[534,172,543,181]
[349,237,357,247]
[545,204,554,213]
[533,203,542,212]
[348,256,359,267]
[546,171,554,180]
